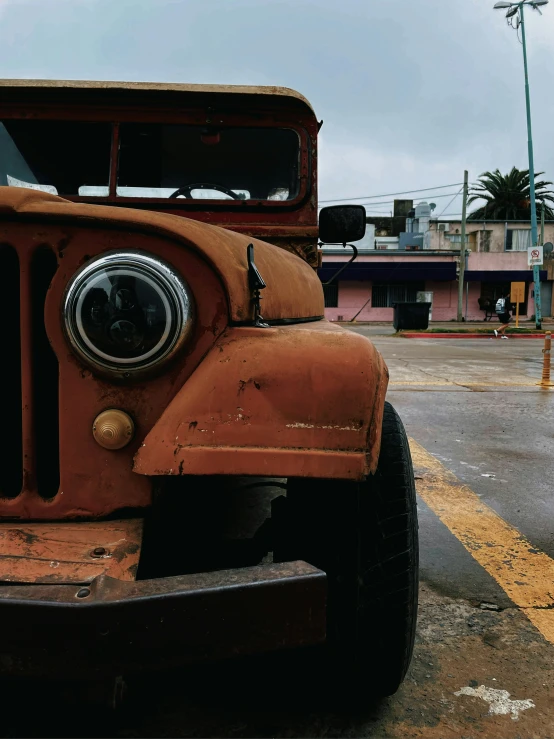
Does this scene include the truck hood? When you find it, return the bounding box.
[0,187,324,323]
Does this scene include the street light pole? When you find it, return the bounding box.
[519,2,542,328]
[457,170,468,322]
[493,0,547,329]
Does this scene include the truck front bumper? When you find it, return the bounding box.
[0,561,326,679]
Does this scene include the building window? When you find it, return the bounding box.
[372,281,425,308]
[445,234,469,244]
[323,283,339,307]
[505,229,532,251]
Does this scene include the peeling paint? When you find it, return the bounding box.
[285,422,359,431]
[0,520,143,583]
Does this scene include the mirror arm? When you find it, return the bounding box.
[322,243,359,285]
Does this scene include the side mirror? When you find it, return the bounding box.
[318,204,366,244]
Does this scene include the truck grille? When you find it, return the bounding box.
[0,244,60,500]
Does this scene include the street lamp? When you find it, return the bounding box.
[493,0,548,329]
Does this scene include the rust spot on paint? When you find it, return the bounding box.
[0,519,143,584]
[10,529,39,547]
[57,235,71,257]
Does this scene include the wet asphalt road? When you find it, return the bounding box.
[4,331,554,738]
[396,389,554,607]
[364,334,554,608]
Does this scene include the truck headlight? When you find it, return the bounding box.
[64,251,193,376]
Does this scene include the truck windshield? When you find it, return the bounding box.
[117,124,300,201]
[0,121,301,202]
[0,120,111,196]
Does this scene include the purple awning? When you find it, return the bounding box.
[464,270,547,283]
[318,262,457,282]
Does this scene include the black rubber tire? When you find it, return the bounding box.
[273,401,419,698]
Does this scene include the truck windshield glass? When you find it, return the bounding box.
[117,124,300,201]
[0,120,111,196]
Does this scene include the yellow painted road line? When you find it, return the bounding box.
[410,438,554,644]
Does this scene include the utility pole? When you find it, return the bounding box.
[493,0,547,329]
[457,170,468,322]
[540,200,545,245]
[520,2,542,328]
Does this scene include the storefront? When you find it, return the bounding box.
[318,255,458,322]
[319,251,548,322]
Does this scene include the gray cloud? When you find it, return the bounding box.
[1,0,553,215]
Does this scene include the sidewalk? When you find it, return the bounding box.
[338,320,554,331]
[337,320,554,339]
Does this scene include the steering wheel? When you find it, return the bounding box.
[169,183,241,200]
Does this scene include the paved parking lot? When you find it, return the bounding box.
[6,333,554,738]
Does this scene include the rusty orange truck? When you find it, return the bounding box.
[0,79,418,704]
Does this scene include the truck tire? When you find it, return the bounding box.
[273,401,419,698]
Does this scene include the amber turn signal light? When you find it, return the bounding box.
[92,409,134,450]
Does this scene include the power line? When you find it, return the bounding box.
[319,182,464,204]
[350,191,464,207]
[364,210,468,217]
[437,187,464,218]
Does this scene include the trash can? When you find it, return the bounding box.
[393,302,432,331]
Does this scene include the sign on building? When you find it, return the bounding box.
[528,246,543,266]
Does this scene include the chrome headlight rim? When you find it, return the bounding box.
[63,250,193,377]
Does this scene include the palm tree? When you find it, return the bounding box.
[467,167,554,221]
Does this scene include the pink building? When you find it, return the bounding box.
[319,250,544,322]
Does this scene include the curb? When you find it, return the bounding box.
[401,332,546,339]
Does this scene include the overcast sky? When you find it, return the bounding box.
[1,0,553,217]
